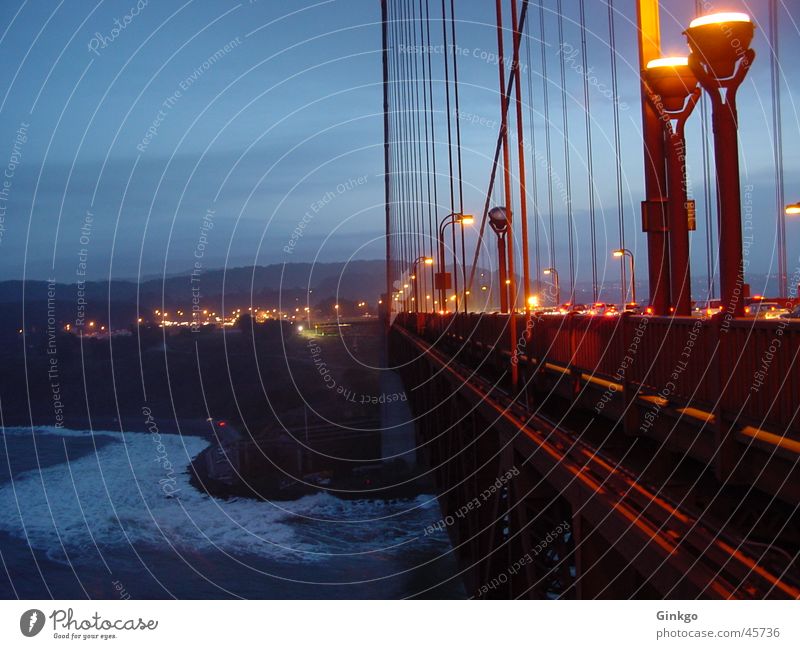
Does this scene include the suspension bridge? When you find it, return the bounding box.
[381,0,800,598]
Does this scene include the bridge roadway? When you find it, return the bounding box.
[390,312,800,599]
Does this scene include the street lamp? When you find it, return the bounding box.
[643,56,701,316]
[785,203,800,216]
[685,11,755,317]
[543,267,560,306]
[613,249,637,306]
[411,256,434,312]
[488,206,510,313]
[438,213,473,313]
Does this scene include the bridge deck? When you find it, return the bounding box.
[390,313,800,598]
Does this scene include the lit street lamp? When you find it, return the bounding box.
[488,206,510,313]
[438,213,473,313]
[411,256,434,311]
[785,203,800,216]
[613,249,637,306]
[643,56,701,316]
[685,11,755,317]
[543,267,560,306]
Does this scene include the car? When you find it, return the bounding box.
[745,301,789,319]
[583,303,619,316]
[780,305,800,320]
[690,300,724,317]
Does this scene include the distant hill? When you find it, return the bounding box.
[0,260,389,332]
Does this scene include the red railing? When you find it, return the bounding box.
[394,312,800,436]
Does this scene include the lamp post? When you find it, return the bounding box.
[411,256,434,311]
[636,0,671,317]
[643,57,701,316]
[685,11,755,318]
[787,203,800,297]
[488,206,510,313]
[543,267,560,306]
[613,249,637,306]
[438,213,473,313]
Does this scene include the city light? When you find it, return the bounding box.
[527,295,539,308]
[785,203,800,215]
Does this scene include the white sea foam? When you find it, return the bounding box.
[2,425,121,439]
[0,427,447,564]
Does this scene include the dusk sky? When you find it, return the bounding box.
[0,0,797,292]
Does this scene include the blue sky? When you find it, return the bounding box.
[0,0,797,293]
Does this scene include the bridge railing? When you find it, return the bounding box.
[394,312,800,439]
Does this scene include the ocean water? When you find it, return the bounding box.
[0,426,464,599]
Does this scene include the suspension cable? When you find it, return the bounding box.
[439,0,458,311]
[770,0,786,298]
[608,0,627,302]
[556,0,575,302]
[524,10,542,293]
[539,1,556,281]
[579,0,598,302]
[410,0,425,309]
[694,0,715,300]
[465,0,530,296]
[417,0,432,311]
[449,0,468,312]
[424,0,440,311]
[511,0,531,308]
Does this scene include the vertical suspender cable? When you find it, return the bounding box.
[449,0,468,312]
[556,0,575,302]
[539,1,556,282]
[608,0,627,303]
[407,0,421,300]
[465,2,530,297]
[496,0,519,390]
[393,0,403,294]
[383,0,392,314]
[397,0,407,299]
[524,15,542,293]
[390,0,401,295]
[410,0,425,309]
[440,0,458,310]
[405,0,417,302]
[695,0,715,300]
[511,0,531,309]
[770,0,786,298]
[392,1,402,294]
[401,0,412,302]
[424,0,440,311]
[418,0,433,311]
[579,0,598,302]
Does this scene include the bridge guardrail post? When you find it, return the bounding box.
[568,313,581,398]
[620,313,640,436]
[711,317,738,482]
